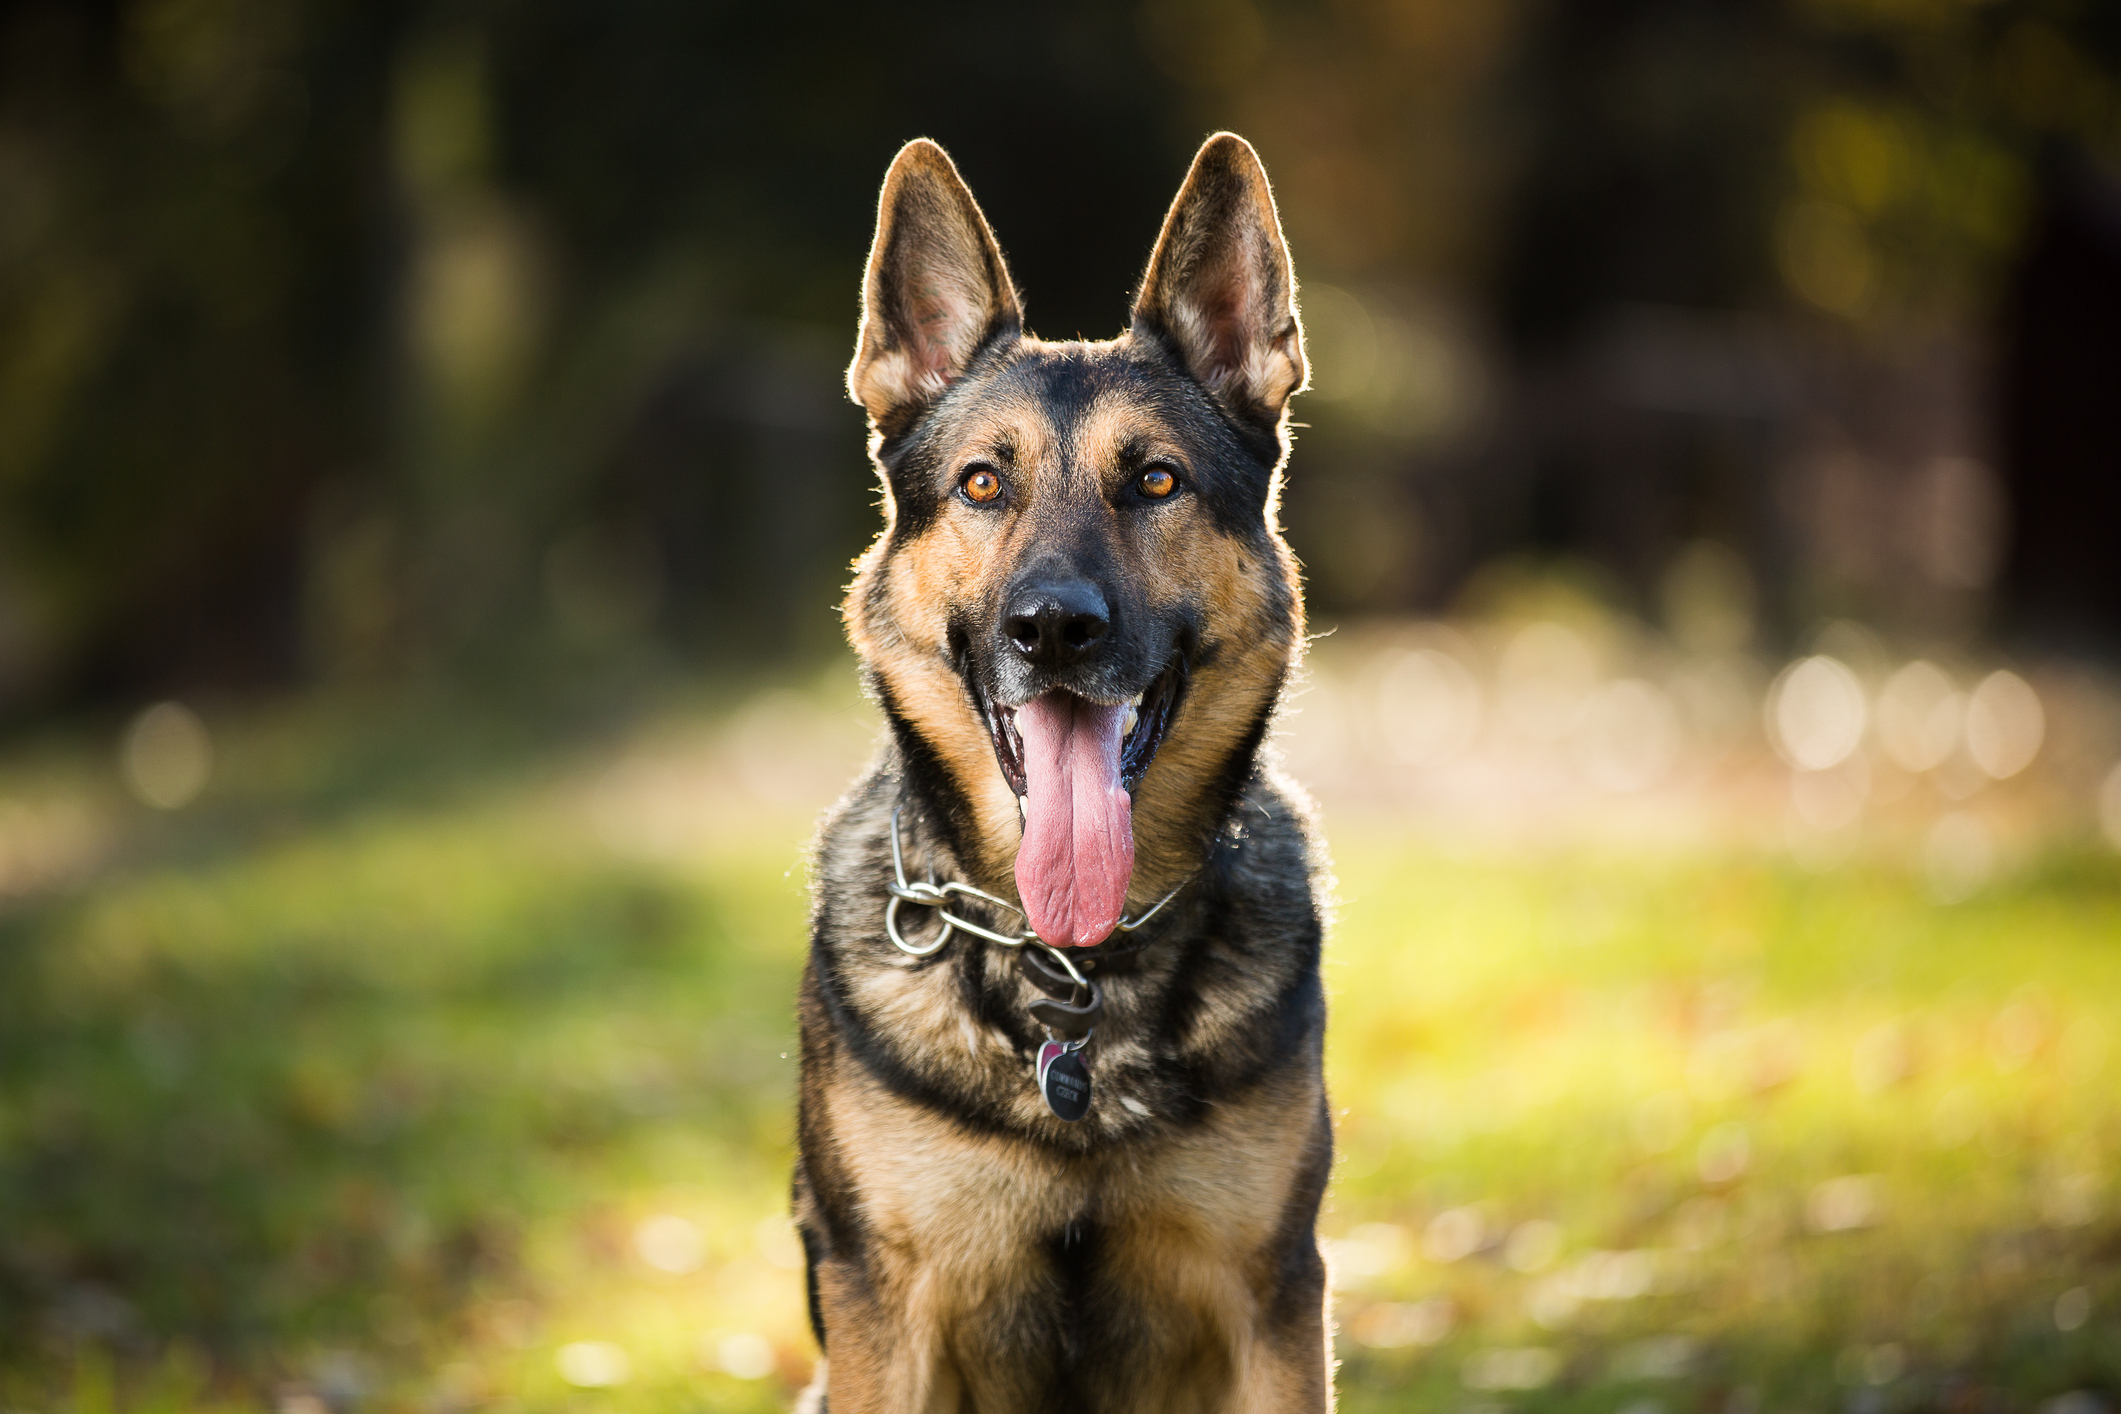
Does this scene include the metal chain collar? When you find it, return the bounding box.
[882,807,1184,990]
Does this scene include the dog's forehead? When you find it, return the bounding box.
[939,342,1187,466]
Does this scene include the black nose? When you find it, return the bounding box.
[1003,577,1111,667]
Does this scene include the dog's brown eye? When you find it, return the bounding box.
[1138,465,1178,499]
[962,466,1002,503]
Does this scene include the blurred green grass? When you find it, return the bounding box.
[1325,832,2121,1409]
[1,689,2117,1412]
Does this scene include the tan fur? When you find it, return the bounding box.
[801,1018,1329,1413]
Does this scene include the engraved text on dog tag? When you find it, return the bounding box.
[1037,1041,1092,1122]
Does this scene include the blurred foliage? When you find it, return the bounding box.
[1497,0,2121,343]
[1776,0,2121,325]
[0,0,2116,709]
[0,688,2117,1406]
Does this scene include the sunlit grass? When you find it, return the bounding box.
[0,703,820,1414]
[1,682,2117,1411]
[1324,833,2121,1407]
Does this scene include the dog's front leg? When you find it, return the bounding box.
[801,1256,962,1414]
[1233,1286,1334,1414]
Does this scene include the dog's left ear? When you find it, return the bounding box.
[1131,133,1306,430]
[848,139,1023,430]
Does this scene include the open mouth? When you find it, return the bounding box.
[980,654,1186,800]
[972,655,1187,948]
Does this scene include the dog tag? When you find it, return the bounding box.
[1037,1041,1092,1122]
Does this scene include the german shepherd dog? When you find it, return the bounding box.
[795,132,1331,1413]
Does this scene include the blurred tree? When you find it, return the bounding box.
[0,0,404,704]
[0,0,1206,710]
[1997,159,2121,650]
[2,0,2118,713]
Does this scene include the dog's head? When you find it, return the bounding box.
[844,134,1307,948]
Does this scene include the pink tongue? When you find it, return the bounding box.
[1012,692,1134,948]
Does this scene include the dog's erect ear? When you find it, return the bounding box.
[848,139,1022,428]
[1131,133,1306,429]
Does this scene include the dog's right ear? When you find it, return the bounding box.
[848,139,1022,430]
[1131,133,1305,432]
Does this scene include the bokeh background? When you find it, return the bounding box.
[4,0,2121,1410]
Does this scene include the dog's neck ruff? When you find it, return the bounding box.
[883,807,1187,1121]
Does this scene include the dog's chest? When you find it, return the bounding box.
[822,1056,1316,1301]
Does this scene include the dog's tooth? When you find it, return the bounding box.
[1018,792,1029,821]
[1122,705,1139,738]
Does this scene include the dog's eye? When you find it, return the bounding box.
[1138,465,1179,499]
[961,466,1003,503]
